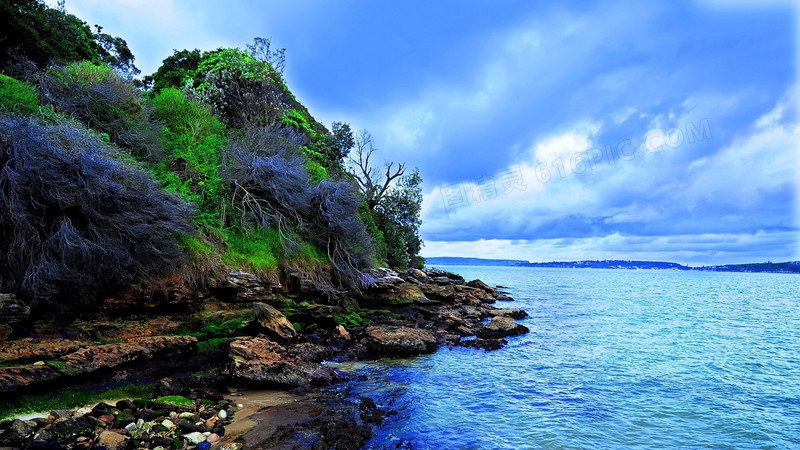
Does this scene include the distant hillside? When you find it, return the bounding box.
[426,257,530,267]
[428,257,800,274]
[518,260,690,270]
[696,261,800,274]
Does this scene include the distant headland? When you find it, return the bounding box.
[425,257,800,274]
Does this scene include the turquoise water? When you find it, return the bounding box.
[346,267,800,448]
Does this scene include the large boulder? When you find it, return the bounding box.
[419,283,456,301]
[485,308,528,320]
[0,293,29,340]
[0,338,85,364]
[209,271,278,303]
[229,337,335,388]
[364,326,438,357]
[63,335,197,373]
[476,316,529,339]
[253,302,296,341]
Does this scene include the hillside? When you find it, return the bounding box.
[0,0,424,315]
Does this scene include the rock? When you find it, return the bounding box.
[98,430,128,450]
[217,410,227,420]
[0,339,86,363]
[419,283,456,301]
[424,269,465,283]
[0,364,60,393]
[486,308,528,320]
[73,407,92,418]
[334,324,351,342]
[0,323,12,341]
[407,268,429,282]
[194,387,225,402]
[32,430,51,441]
[50,417,93,442]
[466,279,495,293]
[153,395,195,412]
[364,326,438,357]
[229,337,336,388]
[0,293,29,327]
[459,338,508,351]
[210,271,277,302]
[115,399,136,412]
[184,432,206,445]
[63,335,197,373]
[253,302,296,341]
[197,442,212,450]
[177,418,204,433]
[9,419,34,440]
[287,342,331,363]
[207,433,220,443]
[476,316,529,339]
[97,415,114,425]
[161,419,175,429]
[123,422,137,433]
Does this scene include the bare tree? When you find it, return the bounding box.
[348,130,405,210]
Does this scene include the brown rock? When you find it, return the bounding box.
[0,364,60,392]
[420,283,456,301]
[253,302,296,341]
[229,337,335,387]
[485,308,528,320]
[97,430,128,450]
[63,335,197,373]
[364,326,438,357]
[476,316,529,339]
[0,338,85,364]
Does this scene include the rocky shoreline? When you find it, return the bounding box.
[0,268,528,449]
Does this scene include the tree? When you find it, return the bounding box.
[349,130,406,210]
[347,130,423,269]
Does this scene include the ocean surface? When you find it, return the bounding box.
[339,266,800,449]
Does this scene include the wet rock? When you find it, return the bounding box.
[0,364,61,393]
[210,271,278,302]
[476,316,529,339]
[486,308,528,320]
[364,326,438,357]
[459,338,508,351]
[229,337,336,388]
[63,335,197,373]
[0,293,29,326]
[253,302,296,341]
[9,419,34,440]
[424,269,465,283]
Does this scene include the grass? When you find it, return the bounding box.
[0,383,156,421]
[153,395,193,408]
[0,74,39,115]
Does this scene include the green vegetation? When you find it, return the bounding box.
[0,1,424,311]
[0,383,156,421]
[153,395,194,408]
[0,74,39,114]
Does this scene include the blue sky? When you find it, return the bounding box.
[63,0,799,265]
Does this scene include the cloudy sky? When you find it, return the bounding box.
[63,0,798,265]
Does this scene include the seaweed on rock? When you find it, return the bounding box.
[0,115,193,307]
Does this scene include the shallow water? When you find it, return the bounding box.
[346,267,800,448]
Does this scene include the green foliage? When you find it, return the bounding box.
[196,337,232,354]
[334,311,365,328]
[0,383,156,420]
[0,74,38,114]
[0,0,138,75]
[153,395,193,408]
[144,49,202,94]
[222,227,281,272]
[151,87,227,225]
[373,169,423,269]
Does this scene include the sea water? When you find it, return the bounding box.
[346,267,800,448]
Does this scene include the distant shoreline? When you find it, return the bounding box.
[425,257,800,274]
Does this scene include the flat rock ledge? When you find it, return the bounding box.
[364,326,438,357]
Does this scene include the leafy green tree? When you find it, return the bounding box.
[143,49,202,94]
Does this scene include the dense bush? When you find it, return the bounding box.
[37,61,161,160]
[310,180,376,287]
[0,115,193,306]
[151,87,227,225]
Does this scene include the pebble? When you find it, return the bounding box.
[197,442,212,450]
[207,433,220,443]
[73,407,92,418]
[218,410,227,419]
[136,418,144,428]
[179,412,195,419]
[161,419,175,429]
[123,422,137,433]
[33,361,45,365]
[184,432,206,445]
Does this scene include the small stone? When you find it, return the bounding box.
[161,419,175,429]
[73,407,92,418]
[98,414,114,424]
[33,430,52,441]
[197,442,212,450]
[217,410,227,420]
[184,432,206,444]
[98,430,128,450]
[153,447,166,450]
[136,418,145,428]
[207,433,220,443]
[124,422,137,433]
[179,412,195,419]
[33,360,45,365]
[236,404,243,408]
